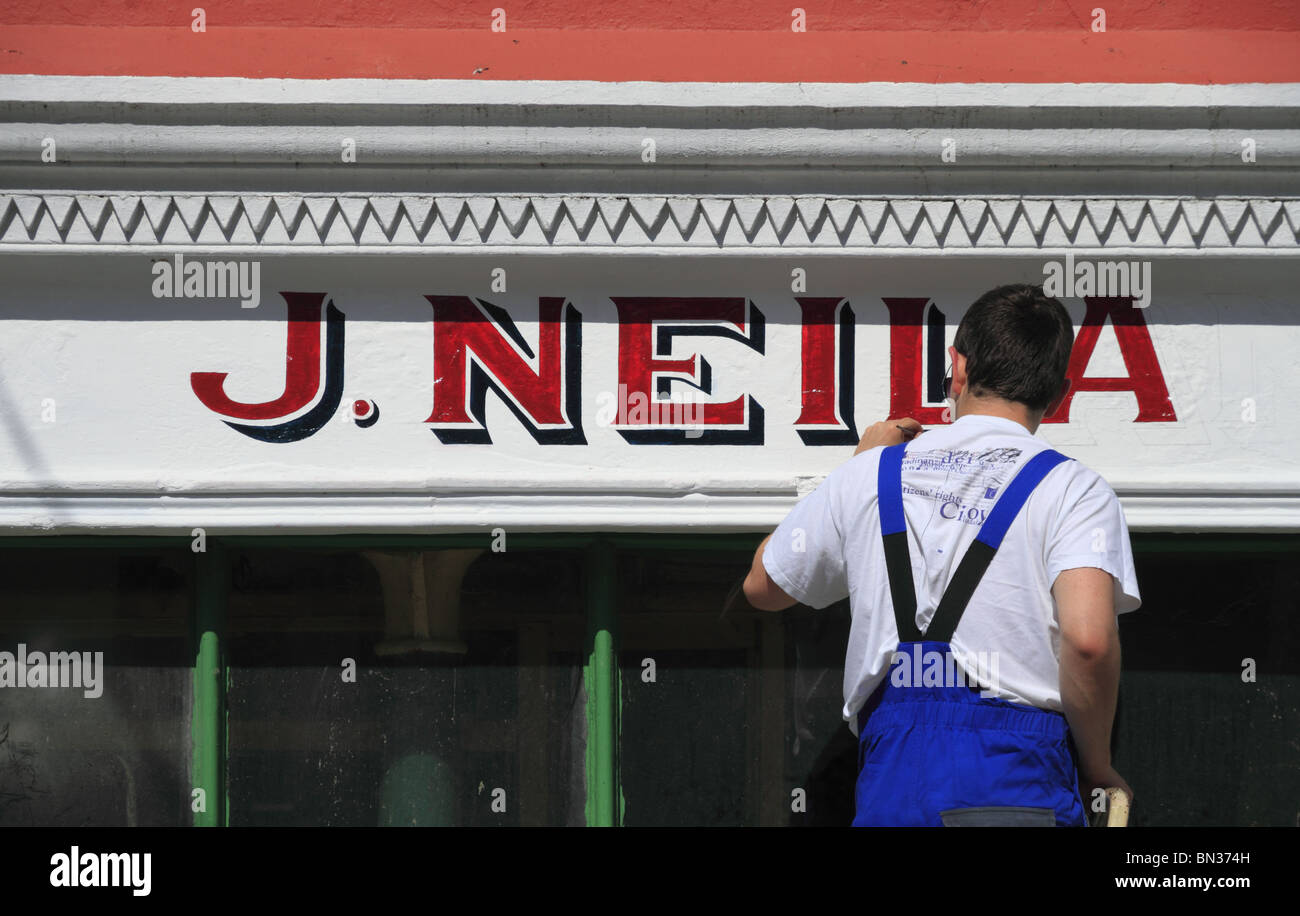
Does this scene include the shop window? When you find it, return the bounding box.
[617,550,856,826]
[225,547,585,826]
[0,548,193,827]
[1,536,1294,828]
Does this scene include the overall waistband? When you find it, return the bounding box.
[856,641,1069,739]
[858,689,1071,739]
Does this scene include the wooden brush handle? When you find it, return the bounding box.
[1103,786,1131,827]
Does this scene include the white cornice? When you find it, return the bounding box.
[5,126,1300,169]
[3,77,1298,194]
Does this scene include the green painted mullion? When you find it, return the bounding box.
[583,540,620,826]
[191,540,228,827]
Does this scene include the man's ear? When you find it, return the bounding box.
[949,345,966,396]
[1044,378,1071,418]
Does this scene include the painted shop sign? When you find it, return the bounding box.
[1,253,1295,501]
[189,291,1172,446]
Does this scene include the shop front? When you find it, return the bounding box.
[1,69,1298,826]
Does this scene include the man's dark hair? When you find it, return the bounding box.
[952,284,1074,413]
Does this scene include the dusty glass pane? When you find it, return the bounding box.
[226,547,585,826]
[0,548,193,827]
[618,549,856,826]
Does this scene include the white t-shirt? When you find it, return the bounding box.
[763,413,1141,736]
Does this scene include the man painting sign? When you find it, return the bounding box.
[744,284,1141,827]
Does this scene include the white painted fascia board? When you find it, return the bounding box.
[3,493,1298,535]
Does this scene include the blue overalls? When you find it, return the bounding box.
[852,442,1088,827]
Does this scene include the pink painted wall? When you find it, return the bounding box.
[1,0,1297,81]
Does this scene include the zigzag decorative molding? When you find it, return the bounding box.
[1,193,1298,249]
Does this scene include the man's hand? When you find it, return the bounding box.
[854,418,925,455]
[1079,762,1134,807]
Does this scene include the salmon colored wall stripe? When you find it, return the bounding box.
[2,26,1297,82]
[3,0,1300,30]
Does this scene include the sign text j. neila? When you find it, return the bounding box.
[191,292,1175,444]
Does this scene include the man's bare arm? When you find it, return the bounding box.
[1054,566,1133,801]
[742,418,925,613]
[742,534,798,611]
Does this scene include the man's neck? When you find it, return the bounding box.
[955,399,1042,434]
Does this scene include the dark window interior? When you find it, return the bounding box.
[0,537,1295,826]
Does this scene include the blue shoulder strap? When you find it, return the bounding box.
[878,443,1072,643]
[878,443,923,641]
